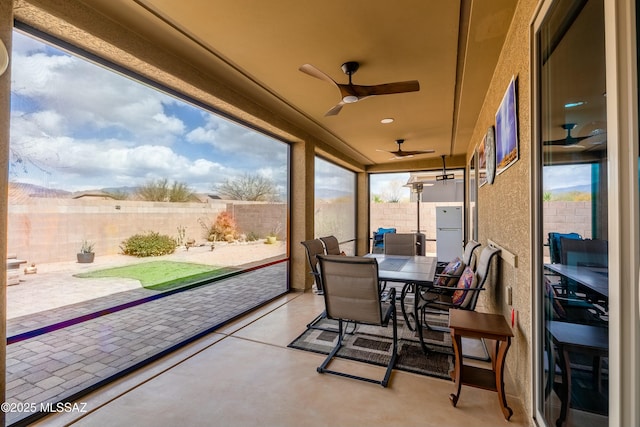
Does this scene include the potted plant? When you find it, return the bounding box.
[265,223,281,244]
[265,232,277,245]
[77,240,95,263]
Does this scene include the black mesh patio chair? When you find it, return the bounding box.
[415,245,500,353]
[316,254,398,387]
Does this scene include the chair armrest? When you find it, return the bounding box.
[381,287,396,303]
[434,272,463,280]
[429,284,486,292]
[554,295,606,315]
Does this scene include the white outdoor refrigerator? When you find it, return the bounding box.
[435,206,463,262]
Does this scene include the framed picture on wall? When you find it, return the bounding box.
[495,76,519,176]
[467,151,478,241]
[477,134,487,187]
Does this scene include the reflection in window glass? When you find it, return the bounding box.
[314,158,356,254]
[538,1,608,426]
[468,153,478,241]
[7,29,288,424]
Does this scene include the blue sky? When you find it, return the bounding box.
[9,30,288,195]
[543,163,592,191]
[9,30,590,197]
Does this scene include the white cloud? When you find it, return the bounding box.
[9,30,289,195]
[543,164,591,190]
[12,33,185,145]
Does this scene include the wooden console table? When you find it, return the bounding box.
[448,309,514,420]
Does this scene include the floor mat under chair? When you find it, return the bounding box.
[288,312,489,380]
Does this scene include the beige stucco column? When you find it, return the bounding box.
[289,139,315,291]
[356,171,369,255]
[0,0,13,421]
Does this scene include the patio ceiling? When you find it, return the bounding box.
[77,0,520,170]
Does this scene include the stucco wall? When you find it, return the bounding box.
[370,202,462,254]
[7,198,286,264]
[470,0,539,417]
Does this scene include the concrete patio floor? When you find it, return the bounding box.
[5,241,287,426]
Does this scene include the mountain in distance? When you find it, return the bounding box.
[8,182,142,199]
[8,182,71,198]
[549,184,591,195]
[314,187,353,201]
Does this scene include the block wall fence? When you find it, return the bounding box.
[7,198,590,264]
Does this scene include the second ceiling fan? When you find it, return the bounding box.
[543,123,593,146]
[378,139,434,159]
[299,61,420,116]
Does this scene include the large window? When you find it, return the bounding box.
[536,1,608,426]
[7,28,289,425]
[314,157,356,254]
[370,169,464,258]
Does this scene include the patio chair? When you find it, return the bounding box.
[400,238,480,331]
[320,235,342,255]
[415,245,500,353]
[544,276,606,325]
[316,254,397,387]
[434,239,481,282]
[560,237,609,310]
[300,239,330,330]
[560,238,607,268]
[371,227,396,253]
[548,232,582,264]
[381,233,417,328]
[545,232,586,299]
[383,233,417,256]
[300,239,326,294]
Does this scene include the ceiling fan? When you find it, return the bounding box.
[543,123,592,146]
[377,139,434,159]
[299,61,420,116]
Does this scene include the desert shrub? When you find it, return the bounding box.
[246,231,260,242]
[121,231,176,257]
[204,212,239,242]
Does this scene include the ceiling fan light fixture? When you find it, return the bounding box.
[380,118,394,124]
[342,95,359,103]
[564,101,586,108]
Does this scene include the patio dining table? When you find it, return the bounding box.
[365,253,437,350]
[366,253,437,285]
[544,263,608,305]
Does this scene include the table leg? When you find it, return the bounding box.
[556,347,571,427]
[414,288,430,354]
[449,331,463,407]
[400,282,415,331]
[495,337,513,420]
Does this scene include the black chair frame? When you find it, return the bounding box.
[316,255,398,387]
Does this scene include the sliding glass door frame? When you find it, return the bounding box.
[532,1,639,426]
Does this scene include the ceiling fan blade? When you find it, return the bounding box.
[352,81,420,97]
[380,149,435,159]
[301,62,420,115]
[299,64,337,86]
[398,149,435,155]
[543,135,590,146]
[325,102,344,116]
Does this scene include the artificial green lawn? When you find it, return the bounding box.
[74,261,236,291]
